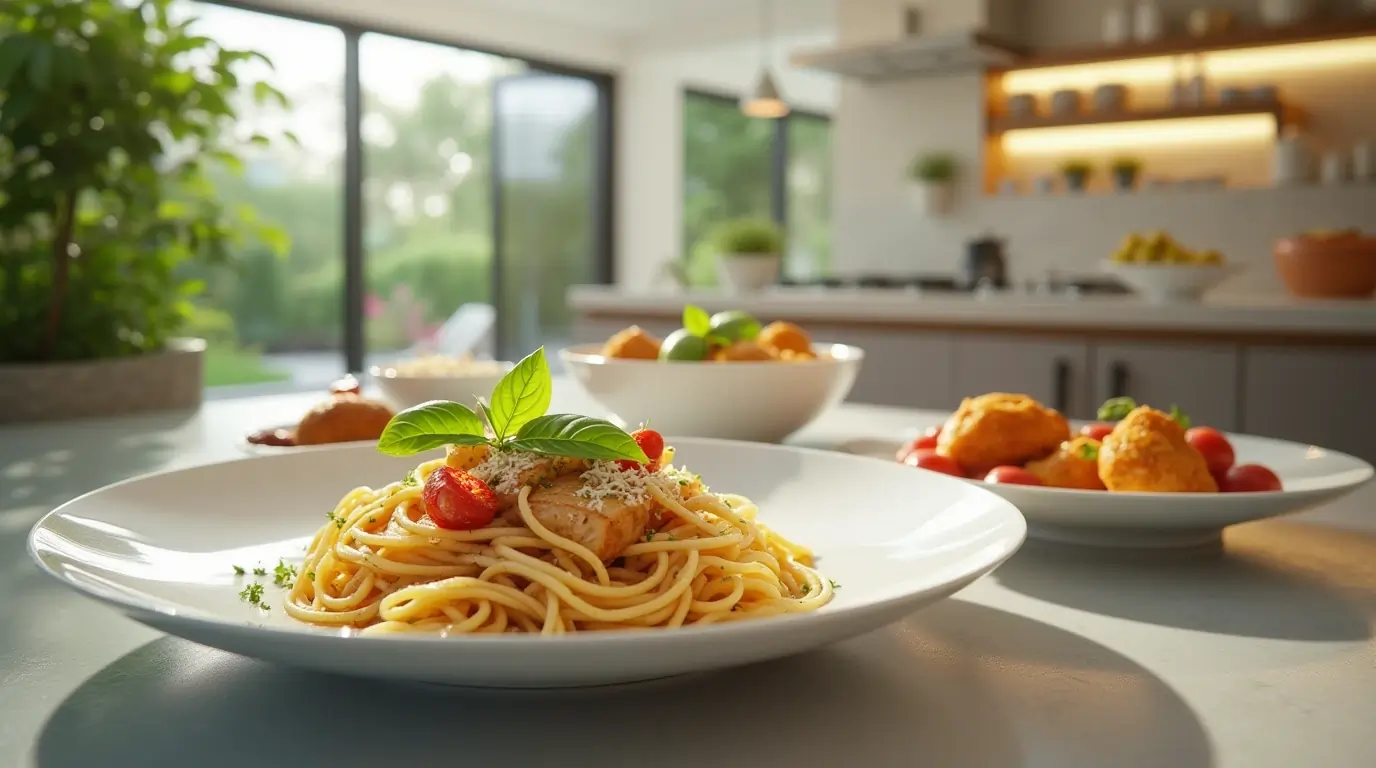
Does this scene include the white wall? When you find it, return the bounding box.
[832,0,1376,295]
[616,34,840,288]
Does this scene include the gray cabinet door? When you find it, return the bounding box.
[809,325,955,409]
[1242,346,1376,462]
[950,334,1092,418]
[1091,342,1241,431]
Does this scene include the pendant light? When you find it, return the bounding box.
[741,0,789,118]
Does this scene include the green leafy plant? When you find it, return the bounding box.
[711,219,783,257]
[376,348,649,462]
[907,152,959,183]
[0,0,288,363]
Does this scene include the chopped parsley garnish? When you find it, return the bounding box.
[272,559,298,587]
[306,571,316,581]
[367,516,376,524]
[800,583,811,595]
[402,472,420,487]
[1077,441,1100,461]
[326,512,344,529]
[232,565,245,576]
[239,583,266,608]
[667,534,677,541]
[828,580,841,590]
[251,566,266,577]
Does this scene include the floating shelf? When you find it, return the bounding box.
[989,100,1298,137]
[996,16,1376,72]
[790,30,1028,81]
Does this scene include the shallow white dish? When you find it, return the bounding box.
[29,438,1024,688]
[842,433,1372,548]
[1102,261,1237,303]
[369,360,513,411]
[560,343,863,443]
[236,424,376,456]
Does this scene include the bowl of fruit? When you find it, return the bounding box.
[561,306,863,443]
[1104,231,1237,303]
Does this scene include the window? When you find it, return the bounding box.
[681,90,831,285]
[180,3,345,389]
[172,3,612,388]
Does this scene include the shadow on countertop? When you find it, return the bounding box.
[992,521,1376,642]
[34,600,1212,768]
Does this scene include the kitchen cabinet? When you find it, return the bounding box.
[1241,346,1376,462]
[809,326,954,409]
[950,334,1093,418]
[1090,342,1241,431]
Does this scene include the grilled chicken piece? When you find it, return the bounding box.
[1098,406,1217,493]
[1026,437,1106,491]
[937,393,1070,477]
[524,474,651,561]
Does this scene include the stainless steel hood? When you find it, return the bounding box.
[790,30,1027,81]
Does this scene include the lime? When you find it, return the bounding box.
[708,310,761,342]
[660,329,710,361]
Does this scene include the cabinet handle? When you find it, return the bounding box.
[1053,358,1071,414]
[1109,362,1129,400]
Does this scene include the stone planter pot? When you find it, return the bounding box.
[910,180,957,216]
[1113,168,1140,191]
[716,254,781,293]
[1063,171,1090,193]
[0,338,205,424]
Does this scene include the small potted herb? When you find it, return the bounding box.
[907,152,959,216]
[1061,159,1094,193]
[711,219,785,293]
[1111,157,1144,192]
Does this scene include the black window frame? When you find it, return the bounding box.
[681,86,831,259]
[199,0,618,374]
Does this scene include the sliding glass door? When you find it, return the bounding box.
[491,73,610,363]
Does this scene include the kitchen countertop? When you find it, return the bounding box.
[3,387,1376,767]
[569,285,1376,339]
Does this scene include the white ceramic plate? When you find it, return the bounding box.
[29,438,1025,688]
[842,433,1372,548]
[236,425,375,456]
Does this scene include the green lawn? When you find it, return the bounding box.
[203,346,291,388]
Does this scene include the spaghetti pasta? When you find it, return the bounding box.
[285,456,833,635]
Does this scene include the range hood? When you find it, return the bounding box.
[791,29,1027,82]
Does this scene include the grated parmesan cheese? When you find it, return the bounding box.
[575,461,680,512]
[469,449,543,495]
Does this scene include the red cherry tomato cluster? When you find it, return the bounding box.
[616,428,666,472]
[422,467,499,530]
[897,416,1284,493]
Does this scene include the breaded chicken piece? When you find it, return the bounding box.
[525,474,650,561]
[1098,406,1217,493]
[758,321,814,357]
[937,393,1070,476]
[602,326,661,360]
[294,395,394,445]
[1027,437,1106,491]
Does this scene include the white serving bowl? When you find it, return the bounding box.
[368,360,513,411]
[560,343,863,443]
[1103,261,1237,303]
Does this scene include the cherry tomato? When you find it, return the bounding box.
[422,467,499,530]
[616,428,666,471]
[1219,464,1283,493]
[1079,422,1115,441]
[1186,426,1236,476]
[896,434,940,461]
[902,450,966,478]
[983,466,1044,486]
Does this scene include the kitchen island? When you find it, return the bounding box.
[568,285,1376,460]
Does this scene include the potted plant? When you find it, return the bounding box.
[907,152,959,216]
[1061,160,1094,193]
[1111,157,1144,191]
[712,219,785,293]
[0,0,286,423]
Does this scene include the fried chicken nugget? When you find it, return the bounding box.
[1098,406,1217,493]
[1026,437,1106,491]
[294,395,394,446]
[936,393,1070,476]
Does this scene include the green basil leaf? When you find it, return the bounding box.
[1096,396,1138,422]
[488,348,552,440]
[477,398,497,435]
[377,400,489,456]
[1077,441,1100,461]
[509,414,649,462]
[682,305,711,337]
[1168,404,1193,430]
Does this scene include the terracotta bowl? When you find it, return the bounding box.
[1274,235,1376,299]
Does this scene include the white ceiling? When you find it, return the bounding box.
[465,0,834,38]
